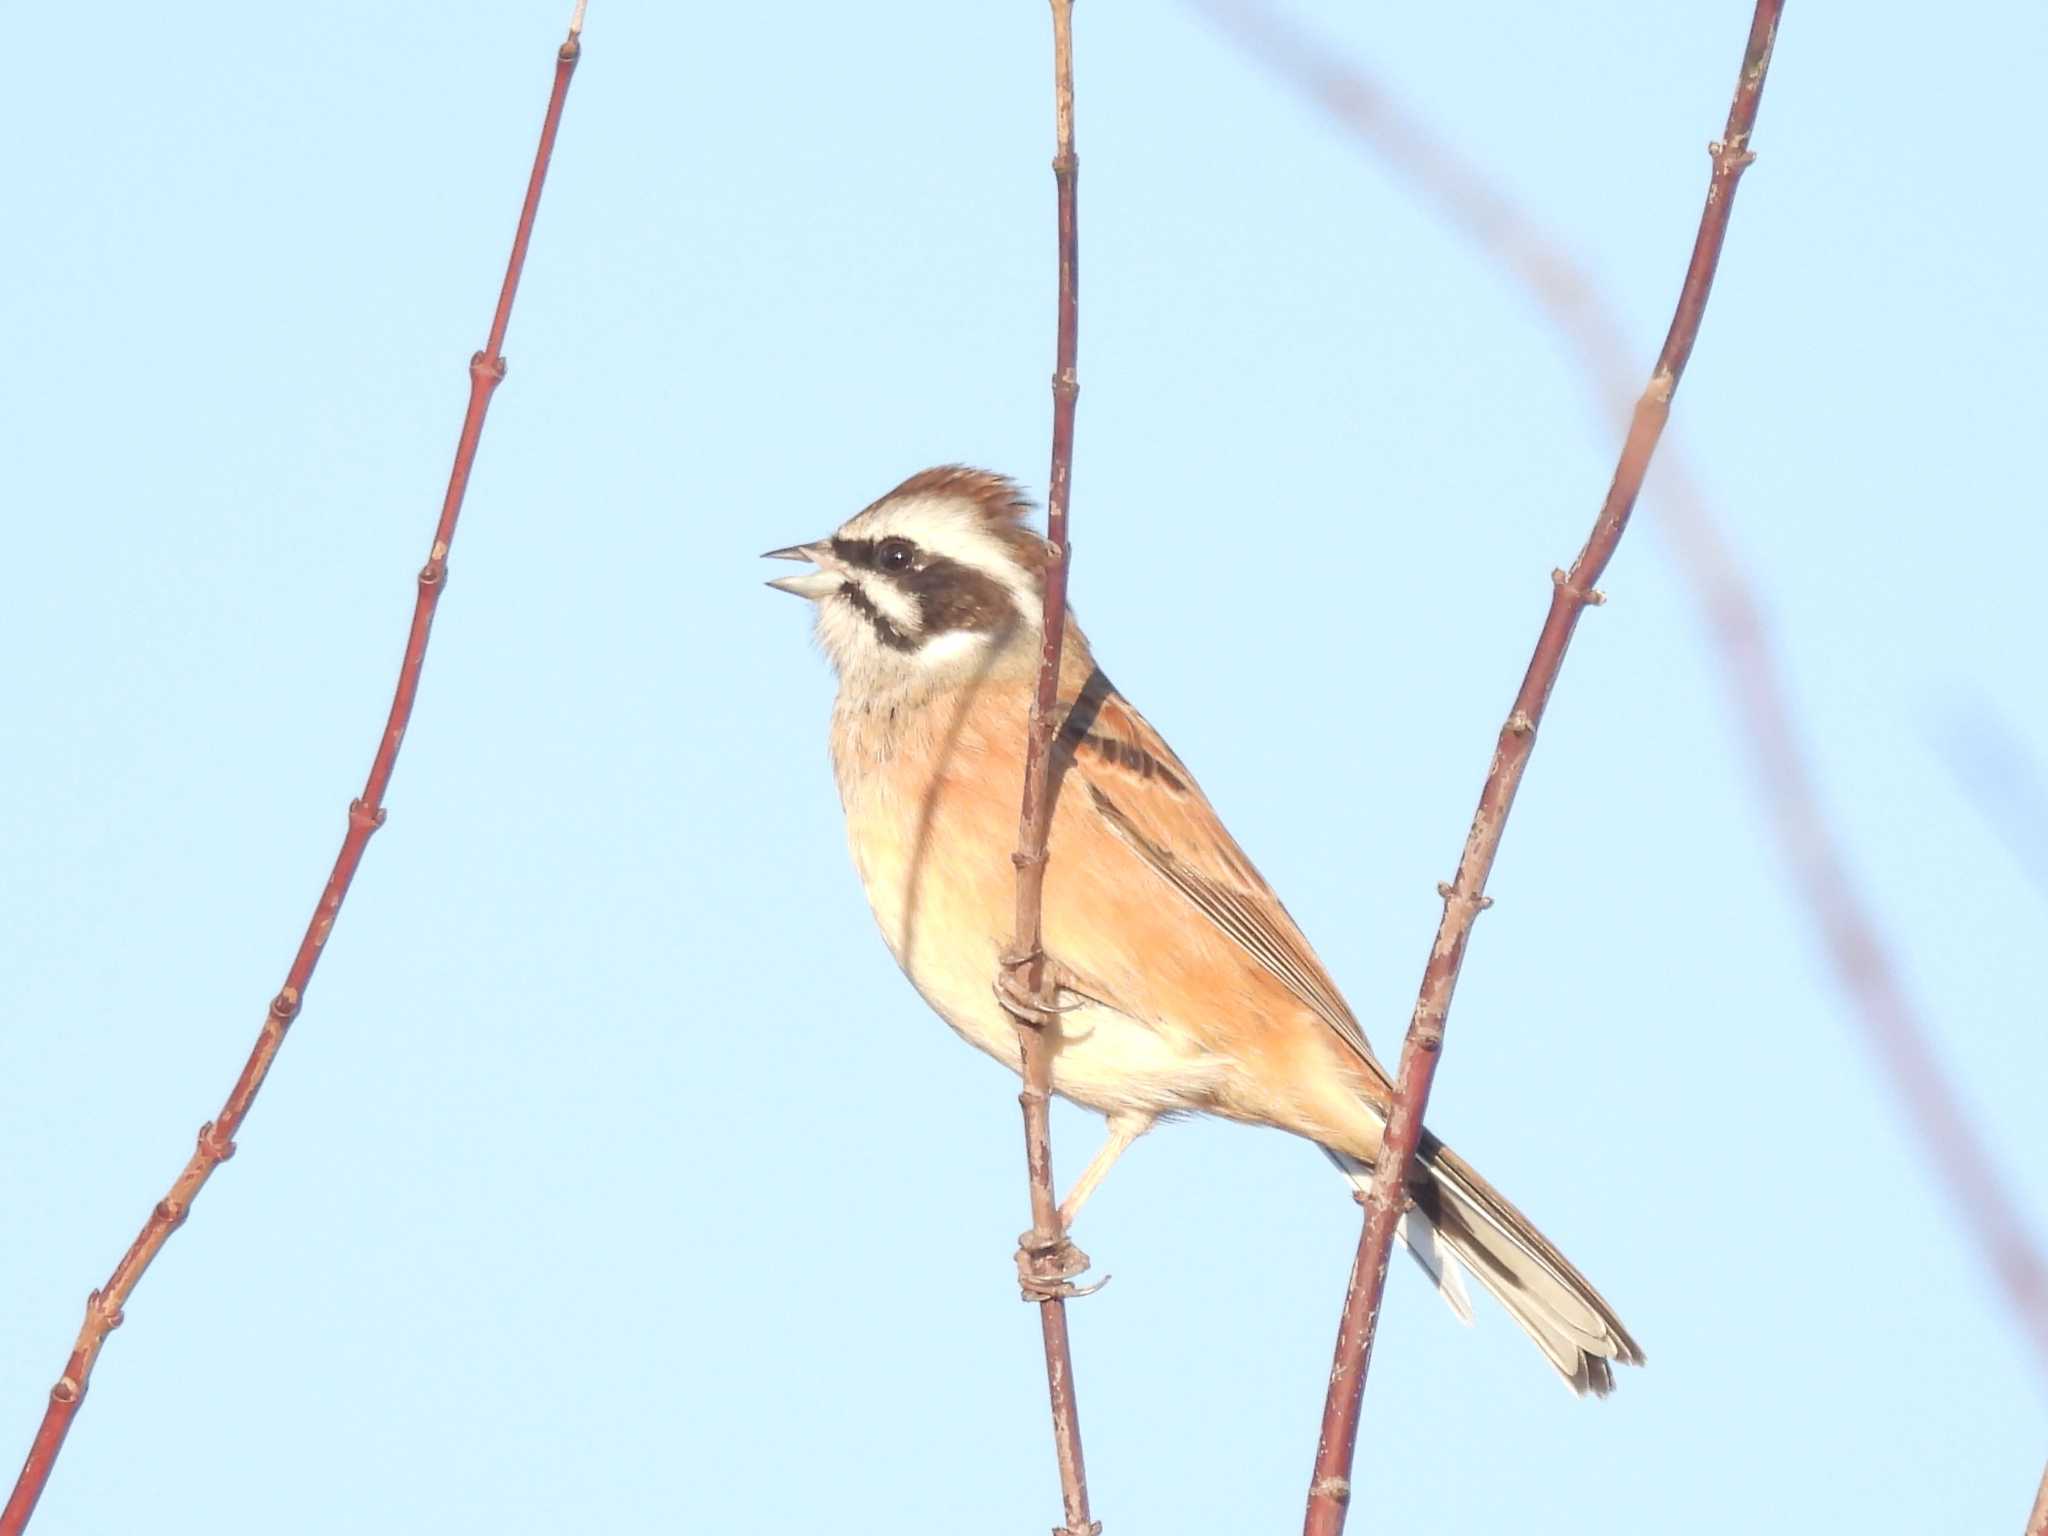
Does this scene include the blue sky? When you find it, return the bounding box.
[4,3,2044,1532]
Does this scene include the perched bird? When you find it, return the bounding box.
[766,465,1642,1394]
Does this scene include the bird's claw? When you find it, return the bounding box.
[994,956,1084,1030]
[1015,1230,1109,1301]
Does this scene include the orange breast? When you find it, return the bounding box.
[833,646,1389,1157]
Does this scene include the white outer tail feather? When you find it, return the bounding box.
[1324,1148,1475,1326]
[1321,1141,1641,1397]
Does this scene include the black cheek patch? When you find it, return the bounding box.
[904,556,1017,635]
[838,582,917,651]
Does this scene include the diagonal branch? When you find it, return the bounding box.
[1295,5,1785,1532]
[1194,0,2048,1382]
[996,2,1100,1534]
[0,14,586,1534]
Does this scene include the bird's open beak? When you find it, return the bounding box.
[762,540,843,600]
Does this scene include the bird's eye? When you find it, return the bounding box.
[876,537,916,572]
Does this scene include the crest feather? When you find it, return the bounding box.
[865,466,1050,572]
[870,465,1031,524]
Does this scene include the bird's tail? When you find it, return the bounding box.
[1327,1136,1643,1396]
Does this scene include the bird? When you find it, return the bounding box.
[765,465,1642,1394]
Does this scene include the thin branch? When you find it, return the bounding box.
[0,16,585,1533]
[2026,1457,2048,1536]
[1194,0,2048,1380]
[1294,5,1784,1532]
[996,1,1098,1534]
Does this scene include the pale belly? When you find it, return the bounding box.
[922,982,1227,1120]
[845,797,1226,1119]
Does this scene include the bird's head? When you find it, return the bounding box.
[765,466,1052,698]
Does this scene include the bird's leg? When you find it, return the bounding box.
[1015,1113,1153,1299]
[1058,1111,1155,1231]
[994,960,1137,1298]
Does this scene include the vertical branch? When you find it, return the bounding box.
[998,2,1098,1534]
[1301,5,1784,1534]
[0,14,586,1534]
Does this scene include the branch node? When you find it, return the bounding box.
[152,1199,186,1231]
[196,1120,237,1164]
[1505,709,1536,736]
[1551,567,1606,606]
[347,797,389,834]
[1435,881,1493,913]
[1310,1476,1352,1506]
[268,987,302,1026]
[1051,370,1078,402]
[1709,139,1758,174]
[87,1289,123,1333]
[469,349,508,383]
[48,1377,80,1407]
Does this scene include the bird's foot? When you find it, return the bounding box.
[1015,1228,1109,1301]
[994,953,1085,1030]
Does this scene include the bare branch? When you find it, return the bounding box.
[994,1,1100,1533]
[1289,6,1785,1532]
[2026,1457,2048,1536]
[0,16,586,1533]
[1195,0,2048,1383]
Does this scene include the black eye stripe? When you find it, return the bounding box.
[825,538,1019,644]
[830,536,876,567]
[832,535,921,573]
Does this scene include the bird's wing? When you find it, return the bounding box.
[1050,667,1393,1094]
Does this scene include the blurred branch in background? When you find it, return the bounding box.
[2027,1457,2048,1536]
[0,12,587,1534]
[1298,6,1782,1531]
[997,2,1100,1533]
[1187,0,2048,1382]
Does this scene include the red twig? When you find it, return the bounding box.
[1195,0,2048,1381]
[1292,6,1784,1532]
[997,1,1098,1533]
[0,17,584,1534]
